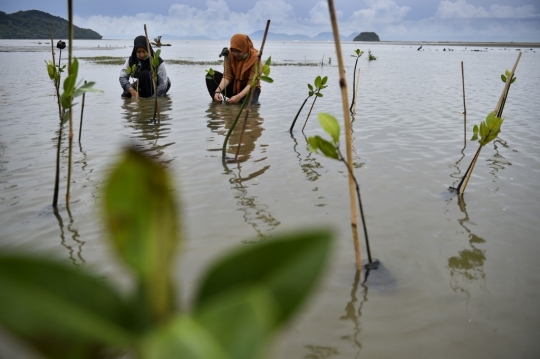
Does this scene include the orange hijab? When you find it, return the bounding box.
[229,34,259,94]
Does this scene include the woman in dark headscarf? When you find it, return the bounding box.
[119,35,171,98]
[206,34,262,104]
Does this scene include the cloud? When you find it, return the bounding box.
[71,0,540,41]
[436,0,539,19]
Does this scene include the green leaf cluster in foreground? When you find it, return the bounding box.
[0,147,333,359]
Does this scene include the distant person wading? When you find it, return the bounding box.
[206,34,262,105]
[119,35,171,98]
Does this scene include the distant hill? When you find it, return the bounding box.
[0,10,102,39]
[353,32,380,42]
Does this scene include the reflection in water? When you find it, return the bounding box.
[338,270,368,359]
[207,102,280,240]
[449,145,466,189]
[447,196,486,298]
[304,345,339,359]
[206,102,264,162]
[53,206,86,267]
[486,139,512,191]
[121,97,176,165]
[290,132,323,182]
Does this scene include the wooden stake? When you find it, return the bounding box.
[144,24,160,123]
[461,61,466,147]
[328,0,362,271]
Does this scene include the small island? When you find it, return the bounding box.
[0,10,102,39]
[353,32,380,42]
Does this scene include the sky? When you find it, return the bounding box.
[1,0,539,42]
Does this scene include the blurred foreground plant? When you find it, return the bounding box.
[0,147,332,359]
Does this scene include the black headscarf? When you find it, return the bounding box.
[128,35,163,74]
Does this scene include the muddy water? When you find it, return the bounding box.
[1,40,540,358]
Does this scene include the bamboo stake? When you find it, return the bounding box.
[66,0,74,205]
[78,80,86,142]
[144,24,160,123]
[327,0,362,271]
[234,19,271,162]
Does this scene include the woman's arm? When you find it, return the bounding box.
[119,58,132,91]
[156,62,169,96]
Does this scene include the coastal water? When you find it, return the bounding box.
[1,39,540,358]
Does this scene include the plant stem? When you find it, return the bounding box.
[338,148,373,263]
[328,0,362,271]
[144,24,160,123]
[457,145,482,195]
[349,57,359,113]
[78,80,86,142]
[222,94,249,160]
[494,52,521,118]
[289,96,309,133]
[353,68,361,117]
[50,23,61,208]
[301,94,319,132]
[461,61,466,147]
[234,19,271,162]
[66,0,73,206]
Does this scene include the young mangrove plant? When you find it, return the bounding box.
[125,62,140,97]
[289,75,328,133]
[367,50,377,61]
[307,113,377,270]
[452,54,521,195]
[63,0,102,205]
[0,147,333,359]
[144,24,161,123]
[222,19,273,162]
[46,24,67,207]
[349,49,364,114]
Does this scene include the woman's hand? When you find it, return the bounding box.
[214,92,223,102]
[228,94,241,104]
[129,87,138,99]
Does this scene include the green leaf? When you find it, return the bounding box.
[195,285,278,359]
[0,254,136,359]
[318,112,340,143]
[316,93,323,98]
[501,74,507,83]
[321,76,328,86]
[193,229,333,329]
[470,124,479,141]
[315,76,321,88]
[262,64,270,76]
[511,76,516,83]
[104,148,180,324]
[73,81,103,98]
[260,76,273,83]
[141,315,230,359]
[265,56,272,66]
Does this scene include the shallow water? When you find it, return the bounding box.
[1,39,540,358]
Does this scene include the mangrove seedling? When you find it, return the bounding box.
[307,113,378,270]
[205,67,225,103]
[367,50,377,61]
[125,63,140,96]
[47,24,66,207]
[289,75,328,133]
[349,49,364,114]
[452,55,521,195]
[144,24,161,123]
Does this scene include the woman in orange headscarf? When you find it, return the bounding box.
[206,34,262,104]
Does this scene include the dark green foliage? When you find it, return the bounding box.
[0,10,102,39]
[353,32,380,42]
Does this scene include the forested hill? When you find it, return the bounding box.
[0,10,102,39]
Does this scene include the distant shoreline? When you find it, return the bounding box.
[364,41,540,48]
